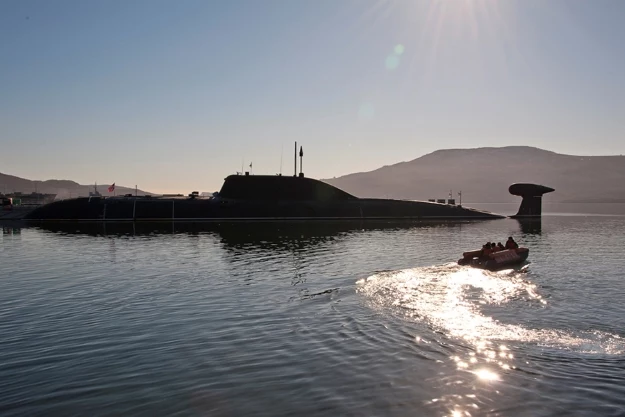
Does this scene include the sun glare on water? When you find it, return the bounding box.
[358,264,625,355]
[357,263,625,414]
[473,368,500,382]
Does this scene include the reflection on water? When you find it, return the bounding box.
[26,219,500,249]
[516,219,542,235]
[2,226,22,236]
[359,262,625,352]
[357,261,625,415]
[17,217,544,241]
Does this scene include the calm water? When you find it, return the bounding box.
[2,216,625,417]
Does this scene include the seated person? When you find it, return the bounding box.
[497,242,505,251]
[505,236,519,249]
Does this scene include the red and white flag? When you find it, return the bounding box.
[108,183,115,193]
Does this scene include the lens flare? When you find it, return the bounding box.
[385,54,400,70]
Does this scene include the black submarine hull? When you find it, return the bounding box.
[24,196,503,221]
[23,175,552,222]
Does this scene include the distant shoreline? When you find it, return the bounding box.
[463,201,625,204]
[467,201,625,216]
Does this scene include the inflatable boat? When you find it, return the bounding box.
[457,247,529,271]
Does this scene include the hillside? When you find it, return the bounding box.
[0,173,152,199]
[321,146,625,203]
[3,146,623,204]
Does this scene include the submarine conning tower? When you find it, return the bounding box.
[508,183,555,218]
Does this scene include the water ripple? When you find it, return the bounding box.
[1,217,625,416]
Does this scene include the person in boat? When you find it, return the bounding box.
[505,236,519,249]
[497,242,505,251]
[480,242,492,257]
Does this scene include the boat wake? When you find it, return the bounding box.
[356,263,624,356]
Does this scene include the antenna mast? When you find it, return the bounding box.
[294,141,297,176]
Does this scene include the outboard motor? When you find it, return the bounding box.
[509,183,554,218]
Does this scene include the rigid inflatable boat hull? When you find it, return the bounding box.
[458,248,529,271]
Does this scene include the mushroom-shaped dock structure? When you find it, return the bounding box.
[509,183,555,218]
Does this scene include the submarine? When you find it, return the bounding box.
[24,145,554,222]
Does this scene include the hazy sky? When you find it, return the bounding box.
[2,0,624,193]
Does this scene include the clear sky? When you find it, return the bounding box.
[2,0,624,193]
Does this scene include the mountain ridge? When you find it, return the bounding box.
[321,146,625,203]
[2,146,624,203]
[0,173,152,199]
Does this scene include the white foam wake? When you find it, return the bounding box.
[357,263,624,356]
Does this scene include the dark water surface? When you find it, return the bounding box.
[2,216,625,416]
